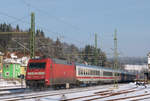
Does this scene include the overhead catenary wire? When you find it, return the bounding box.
[0,9,98,52]
[20,0,88,46]
[0,11,59,39]
[0,11,86,54]
[0,11,27,23]
[21,0,81,31]
[0,10,83,45]
[0,14,81,50]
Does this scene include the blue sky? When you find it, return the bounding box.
[0,0,150,57]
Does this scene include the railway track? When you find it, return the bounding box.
[132,96,150,101]
[0,84,116,101]
[105,93,150,101]
[57,85,148,101]
[60,86,138,101]
[0,88,28,97]
[0,85,101,97]
[83,87,149,101]
[0,85,25,90]
[83,88,145,101]
[1,83,146,101]
[0,87,25,91]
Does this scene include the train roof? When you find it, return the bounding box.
[76,64,134,75]
[76,64,113,70]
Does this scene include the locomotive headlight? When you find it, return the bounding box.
[45,79,49,83]
[28,72,45,75]
[39,72,45,75]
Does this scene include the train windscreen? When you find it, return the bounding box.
[29,62,46,69]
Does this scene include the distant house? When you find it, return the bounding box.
[2,53,30,79]
[124,64,148,73]
[2,63,21,79]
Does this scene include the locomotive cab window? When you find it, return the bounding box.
[29,62,46,69]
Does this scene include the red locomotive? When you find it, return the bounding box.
[26,58,136,89]
[26,58,76,88]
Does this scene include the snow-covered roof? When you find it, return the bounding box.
[0,52,4,56]
[76,64,133,75]
[124,64,148,72]
[4,55,30,66]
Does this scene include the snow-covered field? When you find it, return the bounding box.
[36,83,150,101]
[0,79,25,89]
[1,82,150,101]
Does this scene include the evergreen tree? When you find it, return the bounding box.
[82,45,107,66]
[0,23,109,67]
[53,38,63,59]
[16,24,20,32]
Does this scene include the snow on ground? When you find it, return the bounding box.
[1,82,150,101]
[21,83,150,101]
[0,78,25,89]
[56,83,137,101]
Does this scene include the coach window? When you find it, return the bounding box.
[82,69,84,75]
[90,70,92,75]
[89,70,91,75]
[80,69,83,75]
[98,71,100,75]
[78,69,80,75]
[88,69,90,75]
[117,73,120,76]
[94,70,96,75]
[92,70,94,75]
[86,69,87,75]
[87,69,88,75]
[80,69,82,75]
[94,70,95,75]
[103,71,113,76]
[91,70,93,75]
[84,70,86,75]
[85,69,87,75]
[97,71,99,75]
[86,69,88,75]
[83,69,85,75]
